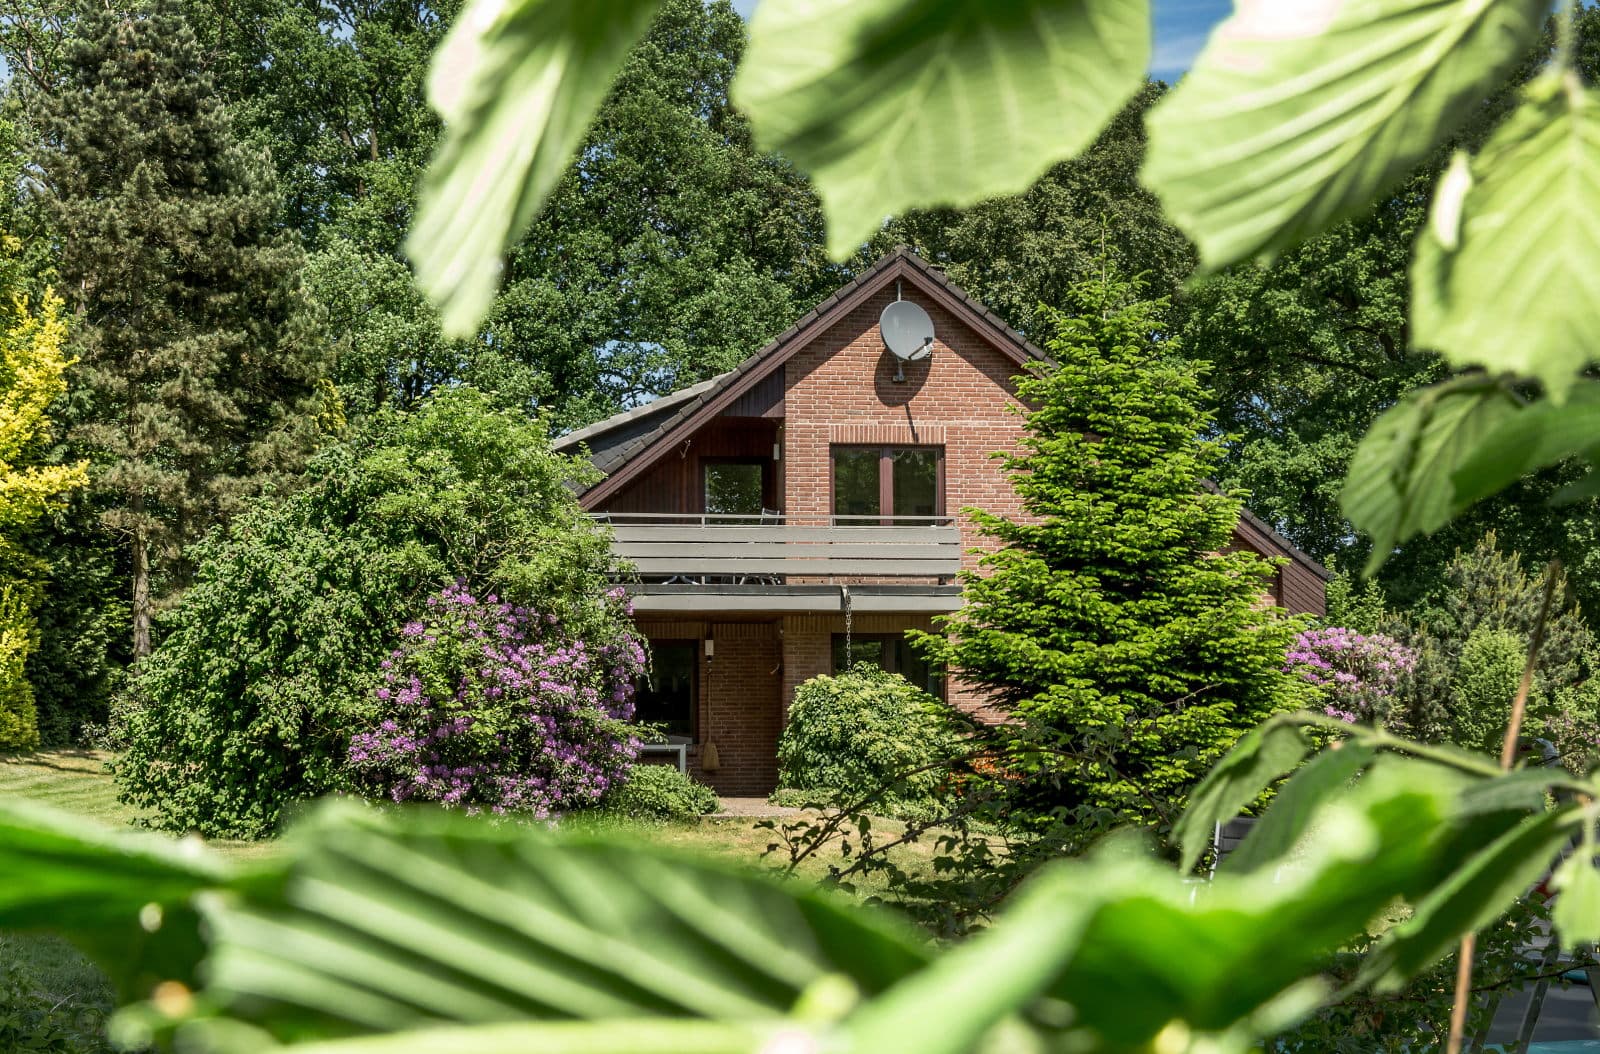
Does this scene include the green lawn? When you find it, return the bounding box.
[0,749,945,883]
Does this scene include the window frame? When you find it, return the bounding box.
[828,444,945,525]
[636,639,700,741]
[699,456,774,518]
[830,632,945,699]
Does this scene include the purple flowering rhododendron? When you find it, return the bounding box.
[1285,626,1417,727]
[347,581,646,815]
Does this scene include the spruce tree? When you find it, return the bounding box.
[919,275,1305,835]
[37,0,324,657]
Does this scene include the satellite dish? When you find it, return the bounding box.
[880,300,935,362]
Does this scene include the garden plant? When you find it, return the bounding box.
[347,580,644,815]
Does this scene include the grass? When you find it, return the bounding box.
[0,749,949,884]
[0,749,128,825]
[0,749,274,861]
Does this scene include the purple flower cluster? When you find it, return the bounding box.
[347,581,646,816]
[1286,626,1417,726]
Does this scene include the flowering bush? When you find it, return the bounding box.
[1286,626,1417,728]
[347,582,646,815]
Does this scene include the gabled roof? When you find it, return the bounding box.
[556,246,1049,504]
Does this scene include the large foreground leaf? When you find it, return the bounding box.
[844,756,1525,1054]
[0,800,242,996]
[1341,375,1520,574]
[270,1020,779,1054]
[1145,0,1547,270]
[1413,74,1600,401]
[733,0,1149,259]
[182,805,928,1045]
[1451,381,1600,510]
[407,0,662,337]
[1359,807,1573,990]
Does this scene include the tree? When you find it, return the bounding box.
[36,0,326,658]
[207,0,836,424]
[0,280,88,749]
[1390,532,1599,752]
[118,387,621,837]
[917,274,1306,834]
[493,0,841,420]
[886,83,1195,332]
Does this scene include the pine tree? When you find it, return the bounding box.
[36,0,325,657]
[919,275,1305,835]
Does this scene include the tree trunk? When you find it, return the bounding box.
[132,523,151,661]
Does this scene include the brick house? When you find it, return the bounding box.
[557,248,1328,796]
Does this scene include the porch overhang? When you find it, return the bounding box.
[624,583,963,614]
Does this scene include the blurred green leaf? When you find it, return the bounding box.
[1220,742,1377,877]
[1451,383,1600,512]
[1552,846,1600,946]
[1414,75,1600,401]
[1341,375,1520,575]
[1359,807,1572,991]
[229,1019,777,1054]
[0,800,244,997]
[407,0,662,337]
[185,804,928,1043]
[732,0,1148,259]
[1174,712,1313,873]
[1144,0,1546,271]
[1555,463,1600,504]
[846,757,1510,1054]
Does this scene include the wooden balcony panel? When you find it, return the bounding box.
[597,515,963,580]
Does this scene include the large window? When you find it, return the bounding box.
[831,446,943,523]
[636,641,697,739]
[832,633,943,697]
[702,459,768,520]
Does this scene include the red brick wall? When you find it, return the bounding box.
[781,286,1029,570]
[636,618,783,796]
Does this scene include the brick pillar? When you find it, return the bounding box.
[695,621,782,796]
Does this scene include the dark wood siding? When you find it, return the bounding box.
[722,371,784,419]
[602,418,780,516]
[1228,518,1327,617]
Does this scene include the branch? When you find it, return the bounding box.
[1446,560,1562,1054]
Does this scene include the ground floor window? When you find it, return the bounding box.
[831,633,943,697]
[637,640,697,739]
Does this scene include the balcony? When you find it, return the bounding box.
[592,513,964,610]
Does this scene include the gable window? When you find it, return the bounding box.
[832,633,943,697]
[702,459,769,521]
[636,640,697,739]
[831,446,943,524]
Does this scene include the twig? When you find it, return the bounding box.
[1445,559,1561,1054]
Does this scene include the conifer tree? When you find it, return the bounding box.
[919,275,1305,835]
[36,0,324,657]
[0,276,89,749]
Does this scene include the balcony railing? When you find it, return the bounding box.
[591,512,963,582]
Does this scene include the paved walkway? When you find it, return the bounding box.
[710,797,806,818]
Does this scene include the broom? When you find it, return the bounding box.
[700,636,720,771]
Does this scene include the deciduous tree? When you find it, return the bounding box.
[0,279,87,749]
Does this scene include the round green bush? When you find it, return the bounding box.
[1450,627,1528,755]
[601,764,719,822]
[776,664,961,815]
[117,388,624,837]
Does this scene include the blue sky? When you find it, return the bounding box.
[728,1,1231,81]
